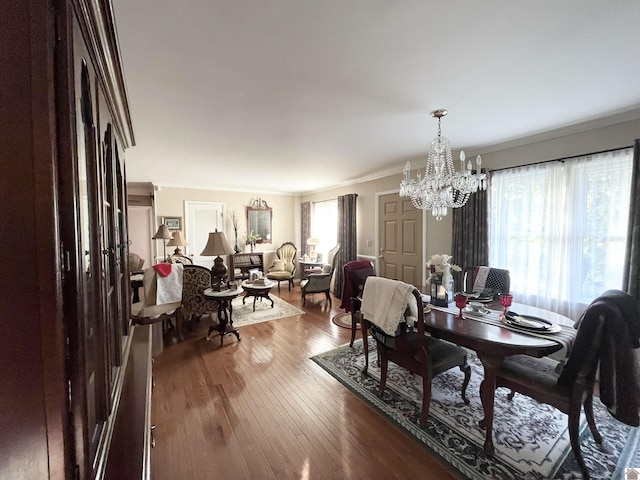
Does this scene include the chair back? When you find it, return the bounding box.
[326,244,341,274]
[276,242,297,275]
[182,265,215,315]
[169,253,193,265]
[340,260,376,312]
[129,252,145,271]
[463,266,510,296]
[368,287,424,351]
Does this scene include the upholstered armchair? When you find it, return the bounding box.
[266,242,297,292]
[300,244,340,306]
[181,265,219,330]
[128,252,145,272]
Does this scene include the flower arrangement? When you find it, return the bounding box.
[244,230,262,251]
[426,254,461,275]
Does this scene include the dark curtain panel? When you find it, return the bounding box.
[334,193,358,297]
[451,173,489,288]
[301,201,311,256]
[623,139,640,301]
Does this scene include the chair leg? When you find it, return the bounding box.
[302,291,306,305]
[277,281,281,293]
[379,352,388,396]
[350,312,358,347]
[583,389,602,444]
[288,279,292,291]
[420,374,432,427]
[568,400,590,479]
[361,319,369,373]
[459,359,471,405]
[325,291,331,306]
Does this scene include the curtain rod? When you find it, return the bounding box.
[489,145,633,173]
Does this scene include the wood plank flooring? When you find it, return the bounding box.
[150,285,458,480]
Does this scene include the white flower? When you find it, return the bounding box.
[426,253,461,274]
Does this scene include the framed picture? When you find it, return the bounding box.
[162,216,182,231]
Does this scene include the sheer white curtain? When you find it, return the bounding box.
[311,199,338,262]
[489,148,632,320]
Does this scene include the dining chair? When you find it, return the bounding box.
[483,290,640,479]
[266,242,297,292]
[340,260,376,347]
[361,279,471,427]
[463,266,510,297]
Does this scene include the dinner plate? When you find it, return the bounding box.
[461,292,492,302]
[502,312,559,332]
[463,306,490,315]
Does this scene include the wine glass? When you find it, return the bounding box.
[454,293,467,319]
[499,293,513,314]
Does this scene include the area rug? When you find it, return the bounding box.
[312,340,639,480]
[230,294,304,327]
[331,312,360,330]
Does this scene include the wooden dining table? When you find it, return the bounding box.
[420,295,575,457]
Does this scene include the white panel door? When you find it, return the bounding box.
[185,201,224,268]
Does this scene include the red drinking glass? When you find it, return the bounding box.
[500,294,513,314]
[454,293,467,319]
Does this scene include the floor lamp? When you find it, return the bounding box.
[152,224,173,262]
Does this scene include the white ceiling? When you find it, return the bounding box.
[113,0,640,195]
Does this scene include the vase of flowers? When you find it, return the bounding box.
[426,254,461,304]
[245,230,262,253]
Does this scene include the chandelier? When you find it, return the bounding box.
[399,109,487,220]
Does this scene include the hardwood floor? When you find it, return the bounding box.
[150,285,458,480]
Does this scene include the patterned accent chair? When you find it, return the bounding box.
[181,265,218,329]
[300,244,340,306]
[463,266,510,298]
[266,242,297,292]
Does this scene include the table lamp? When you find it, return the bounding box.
[307,236,320,261]
[166,230,188,255]
[201,229,235,289]
[152,224,173,262]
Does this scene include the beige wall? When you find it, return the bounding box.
[133,118,639,272]
[153,186,298,267]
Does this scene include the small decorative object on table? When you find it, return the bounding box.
[427,254,461,306]
[230,210,241,254]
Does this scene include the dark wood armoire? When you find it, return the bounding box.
[1,1,152,478]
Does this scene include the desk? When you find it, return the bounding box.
[241,280,274,311]
[299,260,323,279]
[203,288,243,345]
[418,297,573,457]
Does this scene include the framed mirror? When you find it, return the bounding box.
[247,198,272,244]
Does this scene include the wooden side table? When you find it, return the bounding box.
[203,288,243,345]
[241,280,275,311]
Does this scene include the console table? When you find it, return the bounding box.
[229,252,264,280]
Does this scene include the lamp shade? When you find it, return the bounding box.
[152,224,172,240]
[307,236,320,247]
[166,231,188,247]
[200,230,234,256]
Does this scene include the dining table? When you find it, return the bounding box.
[418,290,576,458]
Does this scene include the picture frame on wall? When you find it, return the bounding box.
[162,216,182,231]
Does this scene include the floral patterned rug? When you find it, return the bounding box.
[311,340,638,480]
[230,295,304,327]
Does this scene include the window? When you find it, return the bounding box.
[311,199,338,262]
[489,148,632,318]
[185,201,224,268]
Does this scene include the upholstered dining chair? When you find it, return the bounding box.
[484,290,640,479]
[181,265,219,331]
[340,260,376,347]
[300,244,340,306]
[463,266,510,297]
[266,242,297,292]
[360,279,471,427]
